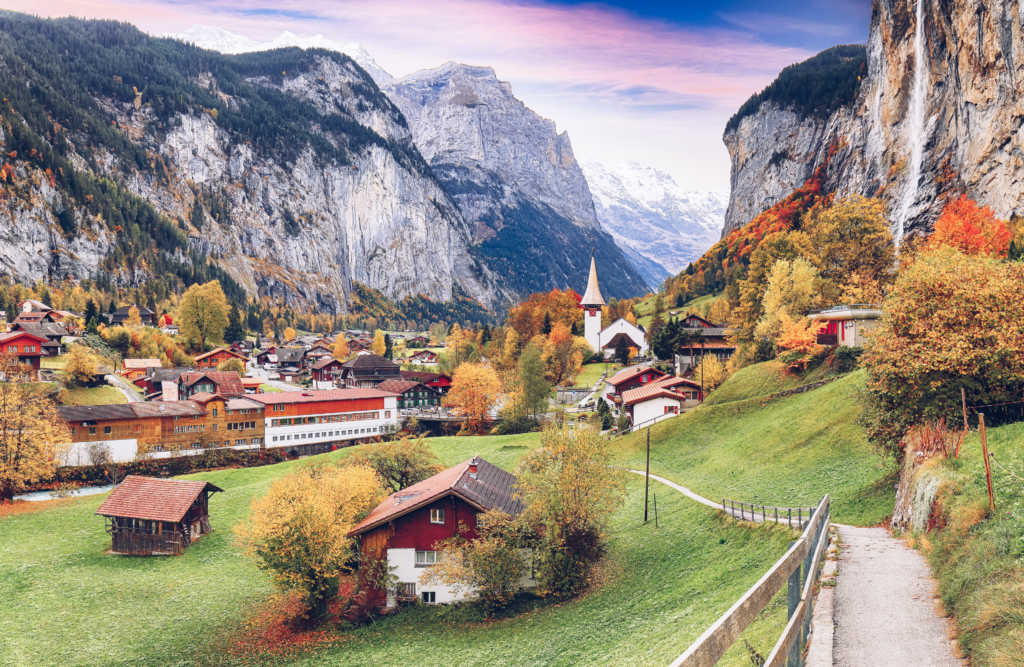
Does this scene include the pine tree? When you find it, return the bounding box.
[224,305,244,343]
[384,333,393,360]
[614,336,630,365]
[541,312,552,335]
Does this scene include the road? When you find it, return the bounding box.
[246,366,301,392]
[105,374,142,403]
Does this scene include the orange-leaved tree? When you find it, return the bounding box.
[0,355,71,502]
[443,362,503,435]
[861,246,1024,462]
[234,464,387,627]
[928,194,1012,257]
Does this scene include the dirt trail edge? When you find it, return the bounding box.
[832,525,962,667]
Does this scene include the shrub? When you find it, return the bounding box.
[827,346,863,373]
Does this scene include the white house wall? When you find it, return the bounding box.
[597,319,649,356]
[633,396,682,429]
[387,547,537,605]
[264,397,398,449]
[61,438,139,466]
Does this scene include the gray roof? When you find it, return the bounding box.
[276,348,305,363]
[455,458,525,517]
[150,367,196,382]
[14,322,67,339]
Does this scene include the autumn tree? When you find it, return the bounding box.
[0,357,71,502]
[125,305,142,328]
[217,358,245,374]
[735,231,816,340]
[64,343,101,387]
[235,464,387,626]
[372,329,386,356]
[928,194,1012,257]
[332,337,348,361]
[178,281,229,348]
[542,323,588,386]
[695,355,727,392]
[515,425,626,598]
[505,289,583,341]
[283,327,296,342]
[420,509,530,611]
[807,195,896,291]
[754,257,821,343]
[861,246,1024,461]
[341,436,443,493]
[443,363,504,435]
[707,297,731,326]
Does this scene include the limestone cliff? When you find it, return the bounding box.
[724,0,1024,239]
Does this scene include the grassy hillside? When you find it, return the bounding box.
[0,431,795,667]
[635,293,717,329]
[61,385,128,406]
[612,367,894,526]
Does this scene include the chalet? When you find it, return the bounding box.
[338,354,403,388]
[108,304,157,326]
[275,347,306,369]
[254,346,276,366]
[807,305,882,348]
[193,347,250,370]
[95,476,222,556]
[622,376,702,431]
[579,257,649,357]
[119,358,162,382]
[377,379,442,409]
[606,365,669,399]
[406,335,429,347]
[179,371,245,399]
[305,347,332,367]
[240,378,265,394]
[17,298,51,314]
[0,331,47,369]
[279,367,308,384]
[673,316,737,371]
[12,322,68,356]
[161,324,179,336]
[349,456,533,605]
[138,367,195,401]
[405,349,438,366]
[60,398,265,465]
[11,312,48,327]
[311,357,345,390]
[254,388,399,457]
[400,370,453,394]
[347,338,373,354]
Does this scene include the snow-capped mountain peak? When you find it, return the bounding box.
[580,160,728,287]
[162,25,394,85]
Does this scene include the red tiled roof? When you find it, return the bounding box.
[251,388,397,405]
[311,357,343,370]
[349,457,523,537]
[622,384,685,407]
[95,476,223,522]
[124,358,162,370]
[188,392,225,404]
[607,365,664,387]
[376,379,426,395]
[651,376,701,390]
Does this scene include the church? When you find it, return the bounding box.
[581,257,649,358]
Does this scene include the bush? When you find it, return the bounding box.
[828,346,863,373]
[492,415,541,435]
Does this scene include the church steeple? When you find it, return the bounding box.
[581,254,605,307]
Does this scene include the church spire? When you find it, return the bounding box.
[581,254,605,307]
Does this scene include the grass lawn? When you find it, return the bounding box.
[574,361,616,389]
[611,368,894,527]
[259,384,282,393]
[41,356,68,370]
[636,293,719,329]
[0,430,798,667]
[60,385,127,406]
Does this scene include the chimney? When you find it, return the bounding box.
[468,456,479,479]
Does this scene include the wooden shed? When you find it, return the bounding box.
[95,476,223,556]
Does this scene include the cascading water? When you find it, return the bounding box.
[897,0,929,244]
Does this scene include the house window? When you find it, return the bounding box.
[235,439,246,446]
[430,509,445,524]
[212,408,218,417]
[421,591,436,603]
[104,426,112,435]
[274,404,285,412]
[415,551,438,565]
[251,438,261,445]
[134,424,141,433]
[174,426,179,434]
[272,419,279,427]
[213,424,218,431]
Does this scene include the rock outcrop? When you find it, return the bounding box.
[723,0,1024,239]
[581,160,726,288]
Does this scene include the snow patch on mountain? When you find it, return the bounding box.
[162,25,394,85]
[581,160,727,285]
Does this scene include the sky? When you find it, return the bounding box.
[8,0,871,191]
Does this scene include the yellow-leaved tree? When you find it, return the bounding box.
[0,355,71,502]
[63,343,101,387]
[707,297,731,326]
[695,355,728,392]
[443,362,503,435]
[754,257,821,343]
[515,424,626,598]
[332,337,348,361]
[283,327,296,342]
[216,358,245,374]
[372,329,386,356]
[177,281,229,348]
[125,305,142,328]
[234,464,387,627]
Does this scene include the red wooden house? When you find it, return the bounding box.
[311,357,345,389]
[400,370,453,394]
[606,365,668,399]
[0,331,47,369]
[193,347,250,370]
[348,456,531,604]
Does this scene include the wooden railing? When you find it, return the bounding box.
[669,494,830,667]
[721,499,816,528]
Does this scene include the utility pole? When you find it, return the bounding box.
[644,427,651,522]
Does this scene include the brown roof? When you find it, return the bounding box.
[607,365,665,387]
[311,357,343,370]
[342,354,400,370]
[400,370,451,383]
[13,322,68,339]
[350,457,523,537]
[622,384,686,407]
[651,376,701,390]
[377,379,430,395]
[123,358,162,370]
[252,387,397,406]
[129,401,205,418]
[95,476,223,522]
[59,404,138,422]
[602,331,642,350]
[193,347,249,362]
[181,371,245,396]
[0,331,48,344]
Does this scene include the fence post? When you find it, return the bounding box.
[787,541,802,667]
[788,508,792,527]
[762,505,766,523]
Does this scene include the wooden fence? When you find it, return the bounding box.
[721,499,817,528]
[669,494,831,667]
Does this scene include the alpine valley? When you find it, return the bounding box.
[0,12,688,318]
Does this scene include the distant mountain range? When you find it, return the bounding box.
[581,161,726,289]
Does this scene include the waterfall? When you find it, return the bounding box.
[897,0,928,244]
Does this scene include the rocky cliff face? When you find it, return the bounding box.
[581,160,726,288]
[384,63,649,300]
[724,0,1024,239]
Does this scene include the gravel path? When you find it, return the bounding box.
[833,525,962,667]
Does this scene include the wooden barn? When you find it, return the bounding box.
[95,476,223,556]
